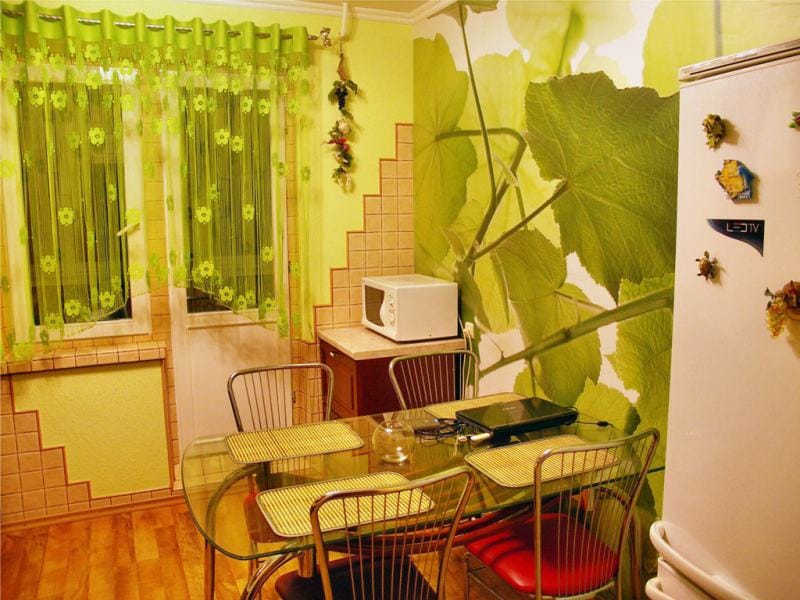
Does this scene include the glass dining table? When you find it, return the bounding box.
[181,400,635,600]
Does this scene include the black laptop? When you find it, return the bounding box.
[456,397,578,442]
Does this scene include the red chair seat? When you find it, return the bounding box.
[275,556,435,600]
[466,513,618,596]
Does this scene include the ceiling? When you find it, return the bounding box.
[306,0,427,12]
[300,0,444,23]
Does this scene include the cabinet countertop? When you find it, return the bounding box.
[318,327,466,361]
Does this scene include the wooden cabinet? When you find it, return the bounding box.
[320,340,398,419]
[318,327,466,419]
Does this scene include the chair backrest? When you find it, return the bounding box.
[532,429,659,600]
[311,467,475,600]
[388,349,479,410]
[227,363,334,431]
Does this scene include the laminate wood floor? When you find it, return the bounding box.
[1,501,495,600]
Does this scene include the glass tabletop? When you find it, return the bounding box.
[181,407,632,561]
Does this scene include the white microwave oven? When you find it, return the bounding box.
[361,274,458,342]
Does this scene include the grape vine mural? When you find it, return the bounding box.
[414,0,800,506]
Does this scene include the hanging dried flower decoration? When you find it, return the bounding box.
[327,43,358,190]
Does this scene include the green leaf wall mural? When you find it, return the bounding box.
[413,0,796,586]
[414,3,679,477]
[524,73,678,302]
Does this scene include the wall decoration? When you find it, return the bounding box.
[790,111,800,129]
[327,42,359,190]
[715,159,755,200]
[707,219,764,255]
[765,281,800,337]
[695,251,717,280]
[702,114,726,148]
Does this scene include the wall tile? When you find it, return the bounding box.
[397,161,413,179]
[15,432,39,453]
[365,233,381,251]
[1,454,19,474]
[45,487,67,507]
[1,434,17,455]
[2,492,23,514]
[380,160,397,178]
[0,414,13,434]
[1,473,21,494]
[67,483,89,503]
[42,467,65,488]
[20,471,44,492]
[348,232,365,251]
[381,179,398,197]
[17,452,41,473]
[397,125,413,143]
[41,448,63,469]
[21,489,45,511]
[14,413,37,433]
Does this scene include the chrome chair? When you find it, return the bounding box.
[275,466,476,600]
[227,362,334,430]
[465,429,659,600]
[388,349,479,410]
[227,363,335,586]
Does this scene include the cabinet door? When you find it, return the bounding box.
[321,341,357,418]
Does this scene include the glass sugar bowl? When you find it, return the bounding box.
[372,420,415,464]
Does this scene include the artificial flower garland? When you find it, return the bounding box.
[327,47,358,190]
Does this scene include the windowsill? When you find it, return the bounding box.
[1,341,167,375]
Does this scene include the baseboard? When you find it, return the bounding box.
[1,494,185,533]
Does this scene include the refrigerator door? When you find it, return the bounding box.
[665,43,800,599]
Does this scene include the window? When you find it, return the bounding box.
[176,83,279,318]
[1,69,149,344]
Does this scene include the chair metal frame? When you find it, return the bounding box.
[276,466,475,600]
[388,349,480,410]
[465,429,659,600]
[227,362,334,431]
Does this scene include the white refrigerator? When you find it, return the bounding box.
[647,40,800,599]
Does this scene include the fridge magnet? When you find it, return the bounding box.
[695,251,717,280]
[702,114,726,148]
[765,281,800,338]
[707,219,764,255]
[790,111,800,129]
[715,159,755,201]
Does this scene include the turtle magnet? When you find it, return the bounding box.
[702,114,726,148]
[695,251,717,280]
[715,159,755,201]
[790,111,799,129]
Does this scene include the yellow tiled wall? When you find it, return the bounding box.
[0,115,178,526]
[289,124,414,424]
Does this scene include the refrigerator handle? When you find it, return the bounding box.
[645,575,676,600]
[650,521,751,600]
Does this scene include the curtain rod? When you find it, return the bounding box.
[1,8,332,44]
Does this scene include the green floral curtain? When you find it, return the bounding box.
[0,1,312,359]
[1,1,145,359]
[157,19,310,335]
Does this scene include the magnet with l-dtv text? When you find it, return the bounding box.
[707,219,764,255]
[715,159,756,201]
